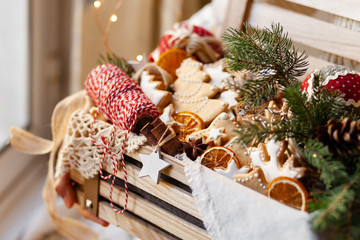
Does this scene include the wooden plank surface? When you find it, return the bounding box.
[248,1,360,62]
[99,201,176,240]
[100,181,210,240]
[285,0,360,21]
[70,169,86,185]
[103,159,202,219]
[215,0,250,37]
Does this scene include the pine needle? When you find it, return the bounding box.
[97,52,134,77]
[304,138,347,187]
[222,22,308,105]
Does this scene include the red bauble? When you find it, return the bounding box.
[302,65,360,107]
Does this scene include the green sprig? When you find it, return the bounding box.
[222,22,308,105]
[304,138,347,188]
[98,52,134,77]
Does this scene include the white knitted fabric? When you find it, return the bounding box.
[55,109,147,180]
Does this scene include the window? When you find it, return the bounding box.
[0,0,29,150]
[0,0,71,239]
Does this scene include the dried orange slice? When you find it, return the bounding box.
[156,48,188,79]
[200,146,240,170]
[173,111,204,142]
[267,176,308,211]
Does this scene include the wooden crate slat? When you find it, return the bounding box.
[248,1,360,61]
[99,180,210,240]
[75,188,85,208]
[215,0,250,36]
[98,201,176,240]
[70,169,86,185]
[103,159,202,219]
[126,145,189,186]
[284,0,360,21]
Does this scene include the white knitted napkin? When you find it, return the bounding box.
[184,159,319,240]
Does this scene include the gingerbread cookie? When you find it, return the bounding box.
[172,58,228,124]
[134,63,174,89]
[172,58,216,99]
[139,70,172,111]
[172,99,228,125]
[224,137,252,167]
[187,112,238,146]
[233,167,268,195]
[204,59,234,90]
[215,159,250,179]
[217,90,239,109]
[159,104,175,124]
[249,139,306,183]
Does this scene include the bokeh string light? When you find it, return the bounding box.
[94,0,124,56]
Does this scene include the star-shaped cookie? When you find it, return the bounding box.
[187,112,238,146]
[233,167,268,195]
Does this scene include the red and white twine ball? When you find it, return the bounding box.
[302,65,360,107]
[85,64,160,213]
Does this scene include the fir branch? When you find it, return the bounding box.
[240,77,278,105]
[98,52,135,77]
[304,138,347,187]
[222,22,308,105]
[283,82,316,134]
[310,88,347,125]
[236,121,271,145]
[310,171,360,233]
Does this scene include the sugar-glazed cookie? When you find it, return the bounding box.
[204,59,234,90]
[140,70,172,111]
[233,167,268,195]
[172,58,228,124]
[188,112,238,145]
[249,139,306,183]
[224,137,252,167]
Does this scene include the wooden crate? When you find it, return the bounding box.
[71,145,209,240]
[71,0,360,239]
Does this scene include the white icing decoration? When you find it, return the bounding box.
[159,105,173,124]
[218,90,238,108]
[209,128,224,140]
[250,139,306,182]
[205,64,233,89]
[140,71,167,106]
[214,159,250,179]
[219,112,229,119]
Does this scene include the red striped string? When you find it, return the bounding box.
[85,64,159,213]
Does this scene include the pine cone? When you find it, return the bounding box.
[317,117,360,156]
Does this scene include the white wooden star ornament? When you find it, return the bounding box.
[138,149,171,184]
